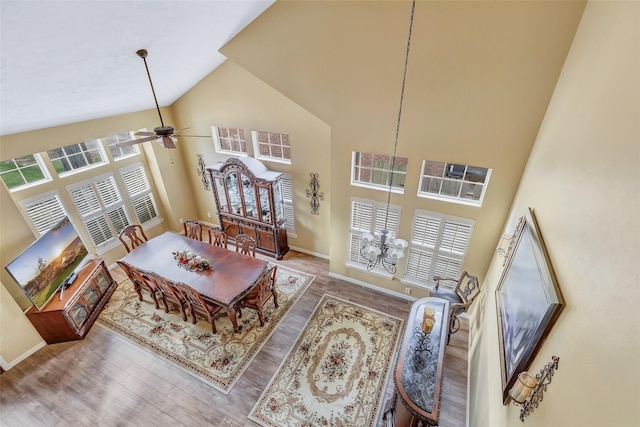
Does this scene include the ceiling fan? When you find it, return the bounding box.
[117,49,209,149]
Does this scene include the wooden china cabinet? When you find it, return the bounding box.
[207,156,289,259]
[25,258,117,344]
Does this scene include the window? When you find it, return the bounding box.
[403,210,475,289]
[18,191,69,235]
[351,152,408,193]
[348,197,402,275]
[418,160,491,206]
[281,174,296,235]
[0,154,50,191]
[120,162,159,225]
[251,130,291,164]
[212,126,248,155]
[105,131,140,160]
[47,140,107,176]
[67,173,130,250]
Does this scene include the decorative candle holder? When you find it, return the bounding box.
[510,356,560,422]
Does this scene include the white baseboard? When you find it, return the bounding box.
[288,245,330,260]
[328,272,416,302]
[1,340,46,371]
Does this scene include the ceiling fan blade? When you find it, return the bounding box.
[116,135,158,147]
[135,131,156,137]
[173,134,212,138]
[161,136,177,149]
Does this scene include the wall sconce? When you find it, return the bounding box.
[509,356,560,422]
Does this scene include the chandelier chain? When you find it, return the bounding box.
[385,0,416,231]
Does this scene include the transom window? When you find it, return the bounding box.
[402,210,475,289]
[212,126,248,155]
[418,160,491,206]
[0,154,50,191]
[251,130,291,164]
[351,152,408,193]
[47,140,106,176]
[105,132,140,160]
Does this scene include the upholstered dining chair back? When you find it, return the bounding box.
[235,233,256,257]
[117,261,159,309]
[236,265,278,327]
[208,226,228,249]
[118,224,148,253]
[183,220,203,241]
[173,282,223,334]
[431,271,480,344]
[146,272,187,322]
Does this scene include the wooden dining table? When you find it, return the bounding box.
[119,231,268,332]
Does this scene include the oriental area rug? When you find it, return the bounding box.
[96,264,315,394]
[249,294,404,427]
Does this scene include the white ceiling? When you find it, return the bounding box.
[0,0,275,136]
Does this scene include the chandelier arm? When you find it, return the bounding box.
[384,0,416,231]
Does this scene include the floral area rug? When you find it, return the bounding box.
[96,264,315,394]
[249,294,404,426]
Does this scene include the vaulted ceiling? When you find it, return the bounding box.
[0,0,275,136]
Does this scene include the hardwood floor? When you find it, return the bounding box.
[0,250,468,427]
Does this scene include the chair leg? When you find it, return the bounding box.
[148,290,160,309]
[209,317,217,334]
[257,308,266,327]
[160,295,170,313]
[132,283,144,301]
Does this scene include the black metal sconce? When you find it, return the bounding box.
[510,356,560,421]
[196,154,210,191]
[305,173,324,215]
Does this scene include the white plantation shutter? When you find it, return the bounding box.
[281,174,296,234]
[120,162,158,225]
[403,210,475,288]
[348,197,402,269]
[67,173,130,248]
[19,191,68,235]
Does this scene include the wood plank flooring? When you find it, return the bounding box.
[0,250,468,427]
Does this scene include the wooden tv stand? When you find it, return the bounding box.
[25,258,117,344]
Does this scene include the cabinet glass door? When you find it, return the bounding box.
[274,180,285,223]
[241,173,258,219]
[227,172,242,215]
[94,270,110,293]
[69,300,89,329]
[83,284,100,311]
[215,178,229,212]
[259,186,271,223]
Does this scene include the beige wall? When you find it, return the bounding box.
[469,2,639,426]
[220,0,585,296]
[171,61,332,256]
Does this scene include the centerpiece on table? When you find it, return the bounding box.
[172,249,211,271]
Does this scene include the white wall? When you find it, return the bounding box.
[469,2,640,426]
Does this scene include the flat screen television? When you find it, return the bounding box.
[5,216,90,310]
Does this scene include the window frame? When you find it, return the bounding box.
[402,209,475,290]
[18,190,70,236]
[119,162,161,227]
[66,172,131,253]
[104,131,141,161]
[417,160,491,207]
[47,139,108,177]
[251,130,292,165]
[351,151,407,194]
[212,126,248,156]
[347,197,402,278]
[0,153,52,192]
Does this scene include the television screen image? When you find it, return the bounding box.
[5,217,89,310]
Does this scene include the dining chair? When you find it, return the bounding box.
[174,282,224,334]
[183,220,203,241]
[236,265,278,327]
[430,271,480,344]
[208,226,228,249]
[118,224,148,253]
[146,273,188,322]
[235,233,256,257]
[117,261,159,309]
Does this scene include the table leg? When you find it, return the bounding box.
[227,306,241,332]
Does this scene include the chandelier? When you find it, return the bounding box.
[360,0,416,274]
